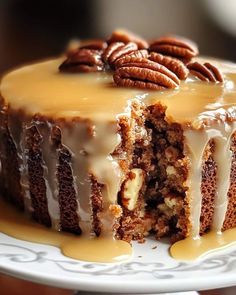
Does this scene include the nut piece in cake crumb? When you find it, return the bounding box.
[164,196,177,209]
[109,204,123,218]
[166,165,177,176]
[121,168,144,211]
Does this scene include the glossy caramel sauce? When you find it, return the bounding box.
[0,58,235,123]
[1,57,236,261]
[1,196,236,262]
[0,198,132,263]
[170,229,236,260]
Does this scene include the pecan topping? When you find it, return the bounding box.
[149,52,188,80]
[102,42,138,69]
[115,49,149,68]
[107,29,148,49]
[113,57,180,90]
[65,39,107,58]
[187,62,224,82]
[150,35,199,60]
[79,39,107,50]
[59,29,222,92]
[59,48,104,73]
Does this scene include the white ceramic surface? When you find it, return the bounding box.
[0,232,236,294]
[76,292,199,295]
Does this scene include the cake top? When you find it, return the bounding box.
[0,29,236,126]
[1,57,236,125]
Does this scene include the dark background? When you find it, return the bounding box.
[0,0,236,74]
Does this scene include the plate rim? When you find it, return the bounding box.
[1,232,236,293]
[1,261,236,293]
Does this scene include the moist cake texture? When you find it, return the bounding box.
[1,31,236,246]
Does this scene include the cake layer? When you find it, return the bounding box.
[0,57,236,243]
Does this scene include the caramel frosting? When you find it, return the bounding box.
[0,198,132,263]
[0,57,235,124]
[1,57,236,260]
[170,229,236,260]
[2,194,236,262]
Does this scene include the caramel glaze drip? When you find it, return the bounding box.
[6,112,32,214]
[0,198,132,263]
[35,121,60,229]
[60,119,122,235]
[170,229,236,260]
[1,57,236,260]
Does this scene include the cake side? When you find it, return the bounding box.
[223,131,236,230]
[0,93,149,239]
[1,89,236,243]
[0,99,25,210]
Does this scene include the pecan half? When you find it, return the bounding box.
[102,42,138,69]
[113,58,180,90]
[65,39,107,58]
[150,35,199,60]
[115,49,149,68]
[59,48,104,73]
[187,61,224,82]
[149,52,188,80]
[79,39,107,50]
[107,29,148,49]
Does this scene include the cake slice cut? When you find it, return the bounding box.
[0,31,236,247]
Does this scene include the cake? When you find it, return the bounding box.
[1,29,236,248]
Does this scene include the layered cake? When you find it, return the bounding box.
[0,30,236,247]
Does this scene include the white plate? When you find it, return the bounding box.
[0,232,236,294]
